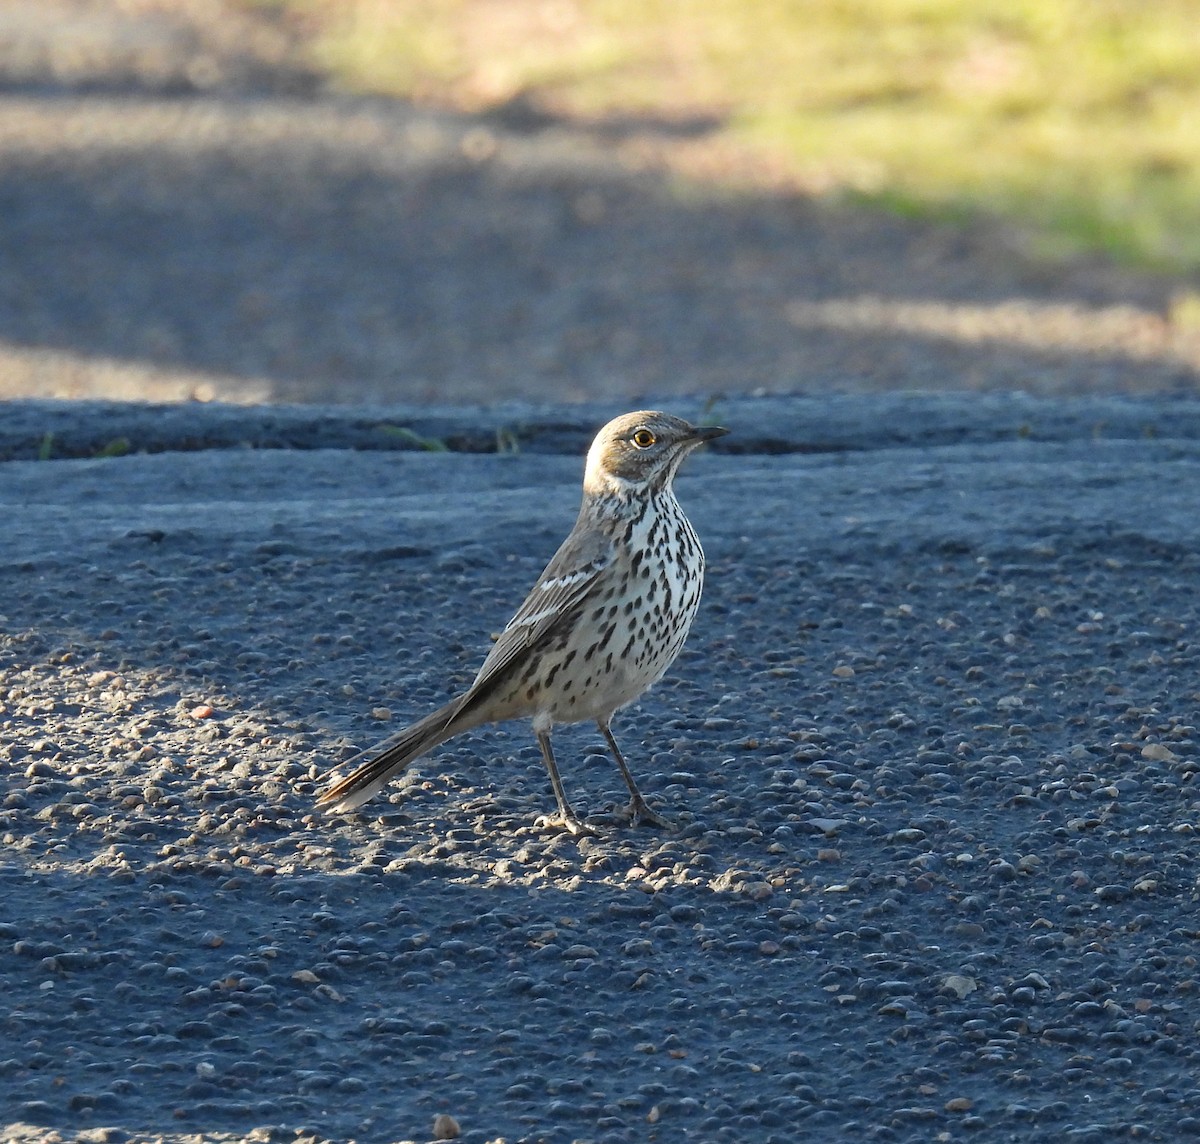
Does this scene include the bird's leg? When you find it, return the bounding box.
[597,719,672,829]
[535,729,597,837]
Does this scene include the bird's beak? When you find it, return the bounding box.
[689,424,729,444]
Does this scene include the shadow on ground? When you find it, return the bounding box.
[4,431,1200,1141]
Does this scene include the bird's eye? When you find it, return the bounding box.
[631,429,656,449]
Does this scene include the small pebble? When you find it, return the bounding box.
[432,1113,461,1139]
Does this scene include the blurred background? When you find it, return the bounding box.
[2,0,1199,405]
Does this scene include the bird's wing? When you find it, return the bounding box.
[467,522,613,696]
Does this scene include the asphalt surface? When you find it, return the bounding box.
[3,394,1200,1144]
[3,5,1200,1142]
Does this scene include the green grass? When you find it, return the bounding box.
[377,424,449,451]
[283,0,1200,270]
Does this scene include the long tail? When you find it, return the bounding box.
[317,698,471,813]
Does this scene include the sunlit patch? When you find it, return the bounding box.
[785,296,1200,369]
[0,340,272,404]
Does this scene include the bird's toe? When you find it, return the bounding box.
[534,812,600,838]
[622,797,673,830]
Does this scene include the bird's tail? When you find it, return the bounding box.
[316,698,470,813]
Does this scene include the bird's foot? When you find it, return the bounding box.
[621,796,673,830]
[534,812,600,838]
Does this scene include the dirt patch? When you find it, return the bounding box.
[0,0,1196,405]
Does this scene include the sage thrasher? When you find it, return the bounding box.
[317,410,728,834]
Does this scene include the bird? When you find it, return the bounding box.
[317,409,728,835]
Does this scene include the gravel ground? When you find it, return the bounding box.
[3,394,1200,1144]
[2,1,1199,406]
[4,4,1200,1142]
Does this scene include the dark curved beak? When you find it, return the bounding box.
[690,424,730,444]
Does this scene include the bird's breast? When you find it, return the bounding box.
[530,495,705,723]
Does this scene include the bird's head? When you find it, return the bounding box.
[583,410,728,497]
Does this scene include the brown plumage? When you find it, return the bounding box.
[317,410,727,834]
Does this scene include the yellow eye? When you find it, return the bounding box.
[631,428,656,449]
